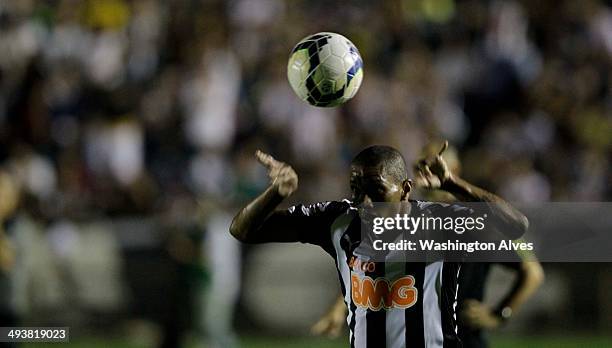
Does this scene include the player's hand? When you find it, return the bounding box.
[311,302,346,338]
[256,150,298,197]
[413,141,452,189]
[459,300,502,330]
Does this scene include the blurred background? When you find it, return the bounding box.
[0,0,610,347]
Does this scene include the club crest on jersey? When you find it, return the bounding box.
[351,273,418,311]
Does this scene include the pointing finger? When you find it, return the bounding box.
[255,150,278,168]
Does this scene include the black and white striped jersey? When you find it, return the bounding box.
[256,199,467,348]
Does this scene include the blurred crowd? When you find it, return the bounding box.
[1,0,611,217]
[0,0,610,345]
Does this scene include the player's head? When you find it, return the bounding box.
[350,145,411,204]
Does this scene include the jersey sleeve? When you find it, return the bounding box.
[248,200,350,254]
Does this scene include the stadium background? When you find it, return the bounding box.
[0,0,610,347]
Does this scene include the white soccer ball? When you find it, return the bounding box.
[287,32,364,107]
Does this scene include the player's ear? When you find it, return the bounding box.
[401,179,412,200]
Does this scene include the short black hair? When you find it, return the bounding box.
[351,145,408,183]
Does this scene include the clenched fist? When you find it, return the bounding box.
[256,150,298,197]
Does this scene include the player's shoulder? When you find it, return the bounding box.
[412,199,473,214]
[288,199,355,217]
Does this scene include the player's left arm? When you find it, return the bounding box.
[494,254,545,321]
[414,141,529,239]
[462,253,544,329]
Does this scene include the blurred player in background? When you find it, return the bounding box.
[415,142,544,348]
[229,142,528,347]
[312,142,544,347]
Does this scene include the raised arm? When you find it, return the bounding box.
[414,141,529,239]
[229,150,298,242]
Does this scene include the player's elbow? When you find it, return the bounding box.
[229,218,249,243]
[506,215,529,240]
[523,261,545,287]
[516,214,529,237]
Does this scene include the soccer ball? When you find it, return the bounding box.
[287,32,364,107]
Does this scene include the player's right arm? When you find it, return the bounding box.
[229,150,299,243]
[414,141,528,239]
